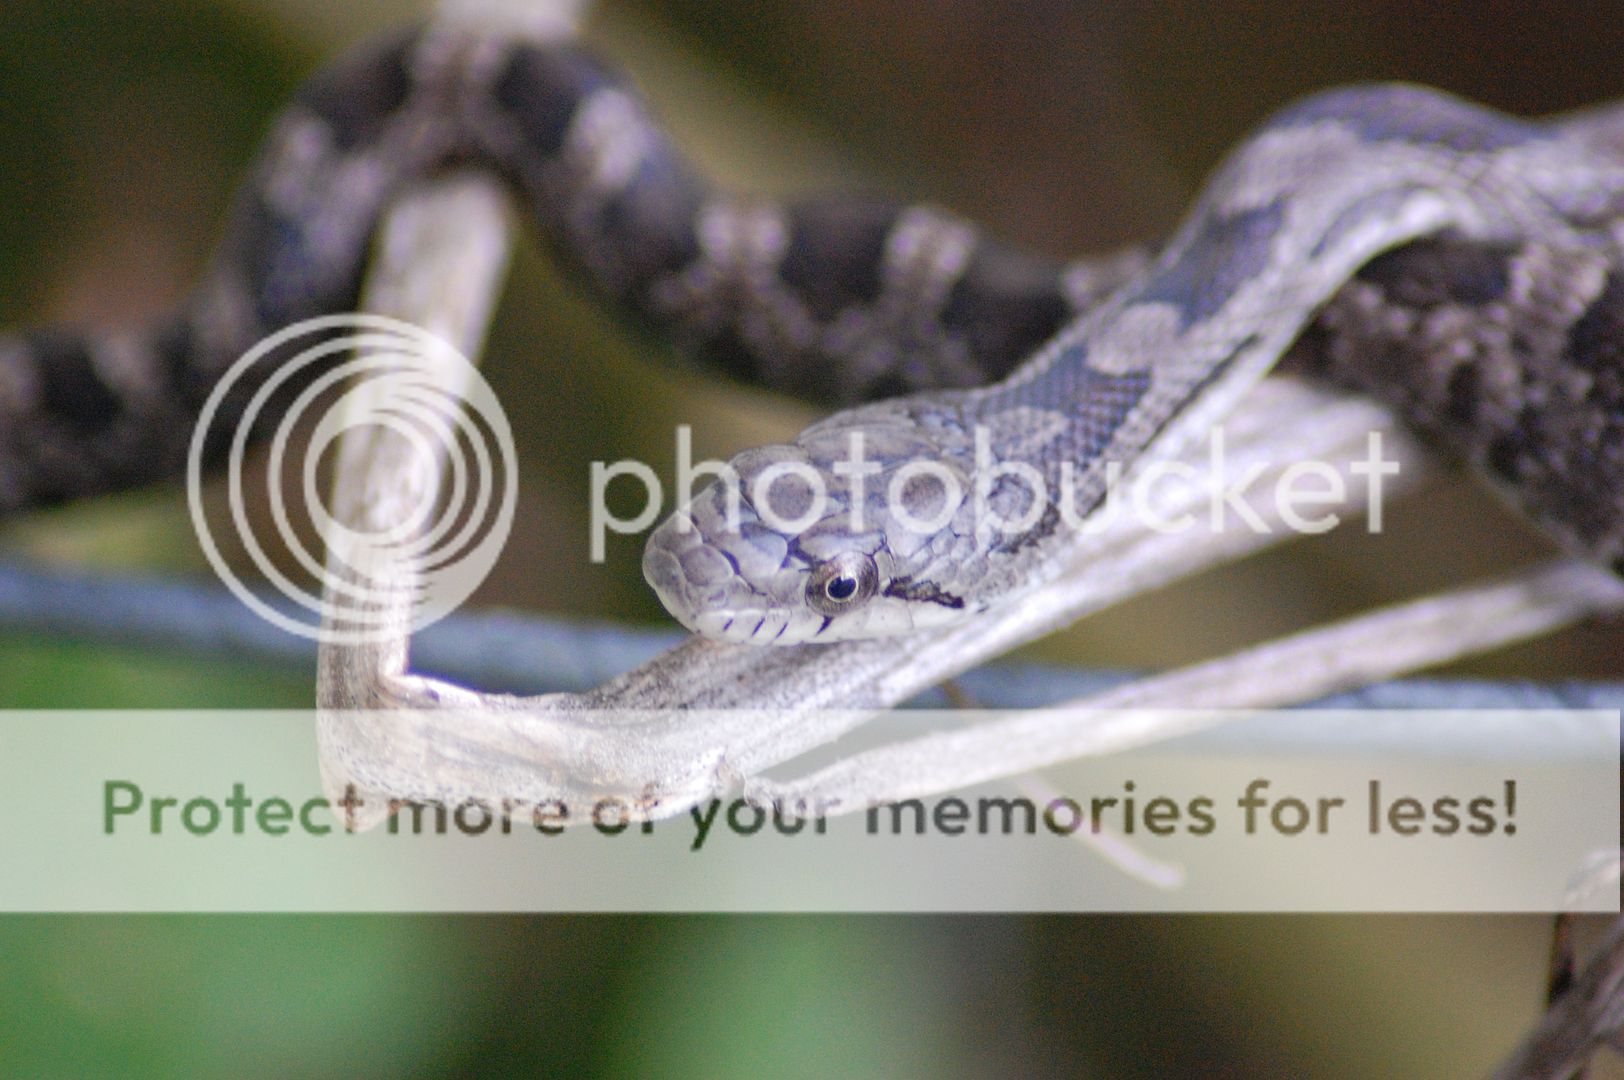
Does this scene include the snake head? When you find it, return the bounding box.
[642,414,981,645]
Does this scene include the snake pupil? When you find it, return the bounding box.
[806,553,879,616]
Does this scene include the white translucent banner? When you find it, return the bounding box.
[0,709,1616,912]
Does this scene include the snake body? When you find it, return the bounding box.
[2,25,1623,644]
[648,89,1624,642]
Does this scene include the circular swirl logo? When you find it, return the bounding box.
[186,314,517,645]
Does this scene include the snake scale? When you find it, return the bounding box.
[2,23,1622,645]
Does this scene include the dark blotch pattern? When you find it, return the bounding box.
[1357,234,1514,308]
[689,328,767,386]
[1136,201,1284,328]
[1072,368,1153,455]
[596,152,703,296]
[248,195,364,330]
[1288,231,1624,570]
[26,330,122,433]
[153,316,210,414]
[779,199,897,321]
[494,44,707,317]
[1485,433,1524,483]
[940,244,1072,382]
[1567,268,1624,376]
[295,28,419,151]
[1443,359,1482,426]
[1006,362,1152,467]
[492,42,617,160]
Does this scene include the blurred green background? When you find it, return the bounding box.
[1,0,1621,1076]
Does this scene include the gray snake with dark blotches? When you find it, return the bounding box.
[2,23,1622,645]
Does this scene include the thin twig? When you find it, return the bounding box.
[314,168,514,711]
[740,559,1624,814]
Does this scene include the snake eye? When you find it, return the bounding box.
[807,552,878,615]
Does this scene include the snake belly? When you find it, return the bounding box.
[0,27,1619,644]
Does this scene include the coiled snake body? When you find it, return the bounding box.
[2,25,1623,643]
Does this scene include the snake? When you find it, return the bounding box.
[2,23,1623,646]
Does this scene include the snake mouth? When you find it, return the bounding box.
[691,608,799,644]
[643,549,820,646]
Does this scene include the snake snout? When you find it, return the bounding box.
[642,434,973,644]
[642,477,826,643]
